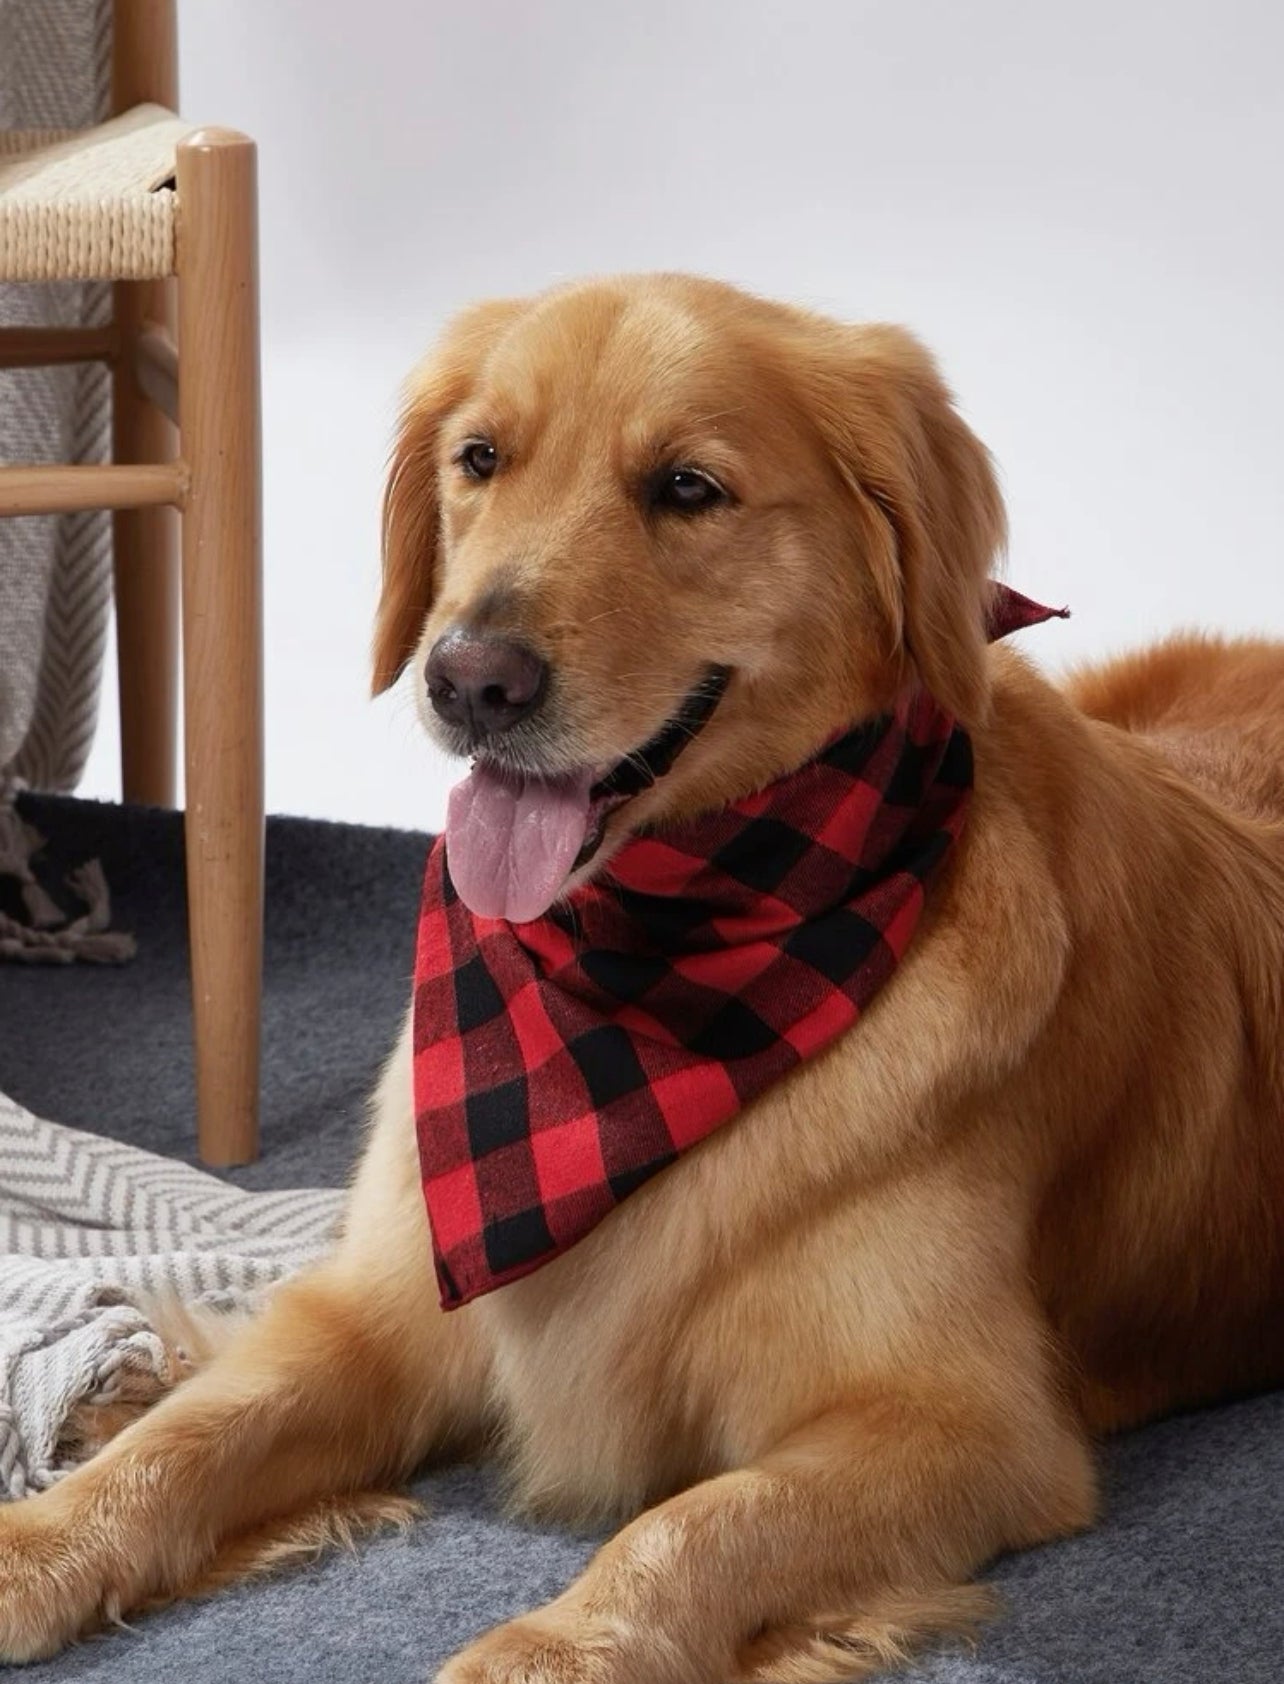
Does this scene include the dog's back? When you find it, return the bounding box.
[1031,636,1284,1428]
[1068,635,1284,826]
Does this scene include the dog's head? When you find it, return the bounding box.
[374,274,1005,921]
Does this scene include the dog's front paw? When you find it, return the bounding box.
[0,1496,109,1662]
[435,1607,665,1684]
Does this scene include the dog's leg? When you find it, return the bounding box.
[0,1250,483,1661]
[436,1376,1095,1684]
[0,1023,484,1662]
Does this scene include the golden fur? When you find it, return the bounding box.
[3,274,1282,1682]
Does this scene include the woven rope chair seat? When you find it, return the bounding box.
[0,103,196,282]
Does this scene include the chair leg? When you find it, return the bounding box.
[113,276,179,807]
[175,128,264,1166]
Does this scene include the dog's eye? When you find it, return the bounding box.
[458,440,499,481]
[651,468,726,514]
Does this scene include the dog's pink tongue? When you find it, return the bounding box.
[446,762,595,924]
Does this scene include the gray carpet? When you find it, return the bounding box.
[1,794,1281,1683]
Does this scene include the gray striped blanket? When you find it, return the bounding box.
[0,1092,344,1500]
[1,0,115,801]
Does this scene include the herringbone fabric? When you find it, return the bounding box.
[1,0,114,797]
[0,1092,344,1500]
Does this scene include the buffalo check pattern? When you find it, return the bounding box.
[414,690,971,1308]
[413,584,1066,1307]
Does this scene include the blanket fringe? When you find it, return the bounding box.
[0,781,135,964]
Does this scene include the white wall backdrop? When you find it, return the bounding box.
[80,0,1284,831]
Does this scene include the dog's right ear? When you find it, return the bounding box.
[371,298,525,696]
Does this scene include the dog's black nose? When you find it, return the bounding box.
[425,630,549,738]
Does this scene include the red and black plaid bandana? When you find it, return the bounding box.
[413,583,1064,1307]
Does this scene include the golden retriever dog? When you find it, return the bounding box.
[2,274,1283,1683]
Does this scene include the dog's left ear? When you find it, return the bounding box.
[803,323,1007,724]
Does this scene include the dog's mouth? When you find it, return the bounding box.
[444,666,732,924]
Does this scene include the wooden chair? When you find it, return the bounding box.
[0,0,263,1166]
